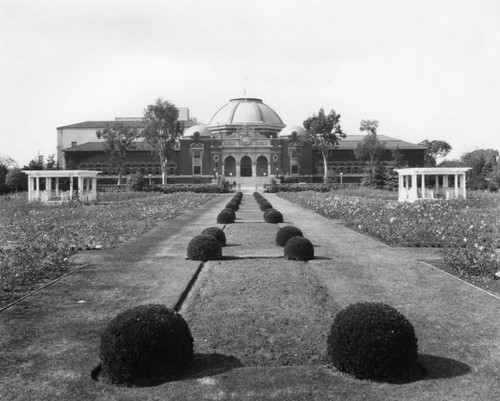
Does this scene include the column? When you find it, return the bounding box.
[462,173,467,199]
[411,174,418,201]
[454,174,459,198]
[55,177,59,193]
[69,176,74,200]
[435,175,439,191]
[421,174,426,199]
[252,163,256,177]
[92,177,98,201]
[236,162,240,177]
[398,174,404,201]
[35,177,40,201]
[28,177,33,201]
[78,176,84,200]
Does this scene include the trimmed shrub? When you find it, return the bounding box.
[201,227,227,246]
[221,208,236,218]
[225,201,239,211]
[99,304,193,386]
[283,236,314,260]
[264,209,283,224]
[187,234,223,260]
[276,226,304,246]
[217,209,236,224]
[259,201,273,211]
[327,302,421,382]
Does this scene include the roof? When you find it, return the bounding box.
[57,120,145,130]
[57,119,200,130]
[335,135,426,150]
[394,167,472,175]
[22,170,101,177]
[208,98,285,127]
[63,142,153,152]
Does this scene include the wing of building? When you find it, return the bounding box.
[57,99,426,184]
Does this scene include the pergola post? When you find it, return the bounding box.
[454,174,459,198]
[35,177,40,201]
[462,173,467,199]
[69,175,74,200]
[411,173,418,201]
[421,174,425,199]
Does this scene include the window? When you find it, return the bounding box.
[193,153,202,175]
[291,157,299,175]
[71,141,77,147]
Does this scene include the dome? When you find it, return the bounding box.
[208,98,284,127]
[184,124,211,137]
[278,125,306,137]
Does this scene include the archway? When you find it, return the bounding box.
[240,156,252,177]
[256,156,269,177]
[224,156,236,177]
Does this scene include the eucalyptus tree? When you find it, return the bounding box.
[96,122,140,184]
[303,108,346,183]
[142,99,182,185]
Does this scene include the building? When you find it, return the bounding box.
[57,98,426,185]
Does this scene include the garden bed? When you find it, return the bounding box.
[0,192,214,307]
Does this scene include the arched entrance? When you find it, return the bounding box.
[240,156,252,177]
[256,156,269,177]
[224,156,236,177]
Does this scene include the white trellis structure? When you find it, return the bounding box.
[394,167,472,202]
[23,170,101,203]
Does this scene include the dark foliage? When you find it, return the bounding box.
[217,209,236,224]
[259,200,273,211]
[264,209,283,224]
[128,171,146,191]
[276,226,304,247]
[225,201,239,211]
[187,234,223,260]
[283,236,314,260]
[99,304,193,386]
[327,302,421,382]
[201,227,227,246]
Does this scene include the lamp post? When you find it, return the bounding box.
[340,172,343,186]
[148,174,152,185]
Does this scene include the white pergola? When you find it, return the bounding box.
[394,167,472,202]
[22,170,101,203]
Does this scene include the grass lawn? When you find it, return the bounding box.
[0,192,499,400]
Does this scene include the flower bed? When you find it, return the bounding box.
[280,190,500,277]
[0,192,213,293]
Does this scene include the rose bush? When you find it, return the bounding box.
[0,192,213,293]
[280,190,500,277]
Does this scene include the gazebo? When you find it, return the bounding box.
[394,167,472,202]
[22,170,101,203]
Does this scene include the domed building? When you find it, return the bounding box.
[58,97,426,186]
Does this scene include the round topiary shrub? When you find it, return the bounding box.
[327,302,421,382]
[259,201,273,211]
[283,236,314,260]
[276,225,304,246]
[99,304,193,386]
[187,234,223,260]
[217,209,235,224]
[225,201,239,211]
[201,227,227,246]
[264,209,283,223]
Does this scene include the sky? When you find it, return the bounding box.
[1,0,499,167]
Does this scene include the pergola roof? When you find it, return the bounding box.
[22,170,101,178]
[394,167,471,175]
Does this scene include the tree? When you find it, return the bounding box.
[6,168,28,192]
[354,120,385,174]
[303,108,346,183]
[461,148,499,190]
[25,154,46,170]
[96,122,140,185]
[142,99,182,185]
[418,139,452,166]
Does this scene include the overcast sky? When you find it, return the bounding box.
[1,0,499,166]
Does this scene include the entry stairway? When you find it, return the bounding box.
[231,176,271,192]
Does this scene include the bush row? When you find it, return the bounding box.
[99,301,423,386]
